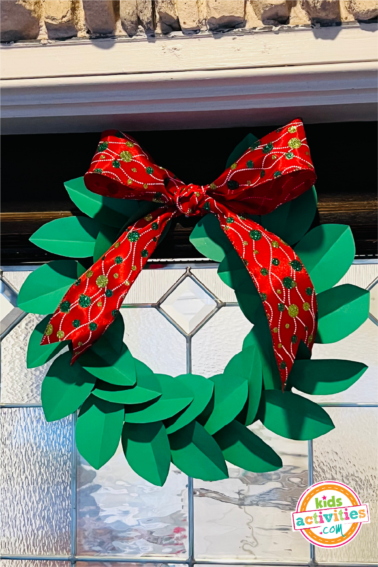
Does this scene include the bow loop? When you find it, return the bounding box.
[42,119,318,387]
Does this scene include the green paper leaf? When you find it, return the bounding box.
[235,281,262,325]
[287,359,368,395]
[124,374,193,423]
[225,346,262,425]
[65,177,140,228]
[316,284,370,343]
[122,421,171,486]
[243,310,281,390]
[260,186,317,245]
[170,421,228,481]
[99,313,125,354]
[27,315,69,369]
[76,395,124,469]
[93,362,162,404]
[93,380,161,404]
[93,225,119,263]
[214,420,282,473]
[18,261,78,315]
[258,390,334,440]
[226,133,259,169]
[42,351,96,421]
[295,225,355,294]
[203,373,248,435]
[296,340,312,360]
[80,343,136,386]
[77,260,89,277]
[190,215,233,262]
[30,216,100,258]
[218,249,250,290]
[164,374,214,434]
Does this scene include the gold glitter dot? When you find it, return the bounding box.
[114,242,120,248]
[119,150,132,162]
[86,270,93,279]
[272,155,277,160]
[292,281,297,287]
[272,240,279,248]
[231,163,237,170]
[288,137,302,149]
[278,343,282,348]
[125,280,130,286]
[285,323,290,329]
[187,208,192,213]
[132,167,137,172]
[288,304,299,317]
[145,214,153,221]
[243,259,248,266]
[309,334,313,342]
[114,273,119,279]
[45,323,53,336]
[57,330,65,339]
[273,327,278,333]
[288,126,297,133]
[210,183,217,190]
[131,265,137,271]
[97,301,102,307]
[224,226,229,231]
[243,241,248,246]
[277,289,282,294]
[305,151,309,156]
[143,183,148,189]
[303,302,310,311]
[247,180,251,185]
[96,275,108,288]
[195,192,200,197]
[127,179,132,185]
[100,154,106,160]
[78,341,83,347]
[253,249,259,255]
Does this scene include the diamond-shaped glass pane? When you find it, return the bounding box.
[161,277,216,334]
[0,277,17,323]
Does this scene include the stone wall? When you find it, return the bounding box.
[1,0,377,42]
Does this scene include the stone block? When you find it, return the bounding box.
[176,0,201,31]
[120,0,138,36]
[301,0,341,23]
[136,0,154,32]
[346,0,378,20]
[252,0,291,24]
[206,0,246,30]
[83,0,116,35]
[44,0,76,39]
[155,0,180,33]
[1,0,40,42]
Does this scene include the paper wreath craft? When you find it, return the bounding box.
[18,119,370,486]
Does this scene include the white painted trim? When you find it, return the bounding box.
[1,25,377,133]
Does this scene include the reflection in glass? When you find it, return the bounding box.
[194,422,309,561]
[121,308,187,376]
[192,307,251,377]
[77,446,188,557]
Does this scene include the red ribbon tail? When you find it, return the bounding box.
[40,207,177,362]
[214,208,317,386]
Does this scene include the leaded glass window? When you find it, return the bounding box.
[1,260,377,564]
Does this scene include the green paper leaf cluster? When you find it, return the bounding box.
[65,177,140,228]
[28,136,368,486]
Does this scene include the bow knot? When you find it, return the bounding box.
[173,183,207,217]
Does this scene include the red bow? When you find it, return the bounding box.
[41,119,317,386]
